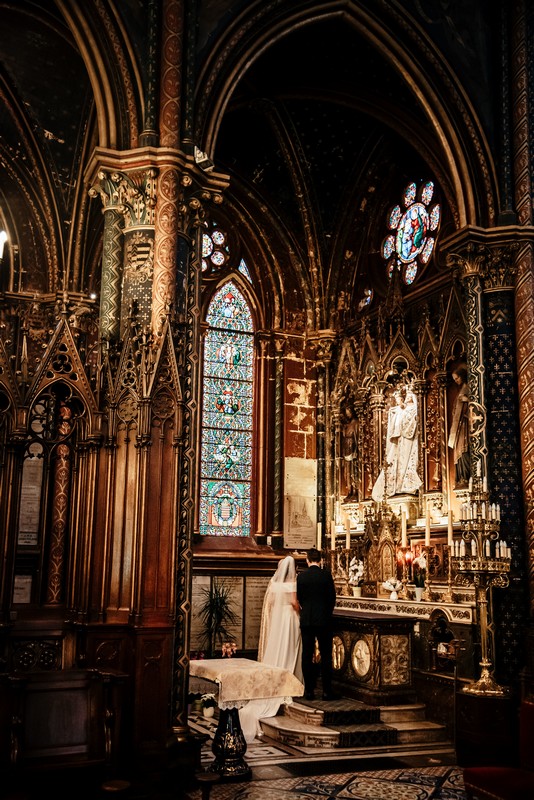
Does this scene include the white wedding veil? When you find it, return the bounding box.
[257,555,297,661]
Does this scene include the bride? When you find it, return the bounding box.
[239,555,303,742]
[258,555,303,681]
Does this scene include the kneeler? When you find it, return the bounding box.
[463,698,534,800]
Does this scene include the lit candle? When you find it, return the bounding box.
[401,509,407,548]
[471,539,477,556]
[483,476,488,493]
[447,510,453,547]
[345,520,351,551]
[460,540,466,557]
[425,507,431,546]
[317,521,322,550]
[468,477,473,493]
[477,461,482,478]
[485,539,491,557]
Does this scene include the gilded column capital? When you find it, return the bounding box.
[89,168,158,227]
[441,226,529,288]
[307,329,338,366]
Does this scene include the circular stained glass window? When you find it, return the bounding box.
[384,181,441,285]
[202,224,230,272]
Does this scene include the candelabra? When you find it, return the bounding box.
[451,471,511,696]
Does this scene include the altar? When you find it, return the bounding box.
[331,608,418,705]
[189,657,303,779]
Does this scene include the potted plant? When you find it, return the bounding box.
[413,554,427,601]
[201,692,218,718]
[348,557,364,597]
[198,579,239,658]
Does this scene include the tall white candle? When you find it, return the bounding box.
[477,461,482,478]
[345,520,351,551]
[401,509,407,548]
[447,510,453,547]
[425,507,431,546]
[317,521,322,550]
[468,477,473,493]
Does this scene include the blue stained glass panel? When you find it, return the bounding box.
[203,233,213,257]
[421,181,434,205]
[404,262,418,284]
[403,182,417,206]
[205,329,253,381]
[389,205,402,229]
[199,479,251,536]
[429,204,441,231]
[420,237,435,264]
[201,429,252,481]
[204,382,253,430]
[238,258,252,283]
[395,203,429,263]
[206,281,253,332]
[382,235,395,259]
[200,281,254,537]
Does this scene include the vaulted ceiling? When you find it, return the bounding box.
[0,1,499,325]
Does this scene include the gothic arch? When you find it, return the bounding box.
[194,0,498,230]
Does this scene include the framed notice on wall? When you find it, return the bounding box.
[284,456,317,550]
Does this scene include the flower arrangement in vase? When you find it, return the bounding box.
[348,557,364,597]
[382,577,403,600]
[412,553,427,601]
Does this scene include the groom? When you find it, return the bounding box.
[296,547,338,701]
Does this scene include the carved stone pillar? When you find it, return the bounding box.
[446,235,528,684]
[88,173,125,342]
[309,331,336,548]
[120,170,158,336]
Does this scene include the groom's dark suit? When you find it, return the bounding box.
[296,561,337,699]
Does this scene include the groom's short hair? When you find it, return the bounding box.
[307,547,321,564]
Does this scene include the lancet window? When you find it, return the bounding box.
[199,281,254,536]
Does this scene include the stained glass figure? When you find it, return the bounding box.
[200,281,254,536]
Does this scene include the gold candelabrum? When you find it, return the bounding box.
[451,471,511,696]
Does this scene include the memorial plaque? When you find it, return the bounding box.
[244,576,270,650]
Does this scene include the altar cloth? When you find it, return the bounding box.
[189,657,304,708]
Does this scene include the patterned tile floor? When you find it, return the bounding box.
[186,712,465,800]
[186,766,466,800]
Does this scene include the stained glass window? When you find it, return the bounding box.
[238,258,252,283]
[199,281,254,536]
[382,180,441,285]
[202,223,229,274]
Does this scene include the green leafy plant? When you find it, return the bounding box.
[198,579,239,658]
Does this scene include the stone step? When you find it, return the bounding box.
[378,703,428,723]
[392,719,448,744]
[285,699,381,727]
[259,699,450,751]
[259,715,340,748]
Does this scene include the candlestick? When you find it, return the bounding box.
[401,509,407,548]
[447,510,453,546]
[425,507,431,546]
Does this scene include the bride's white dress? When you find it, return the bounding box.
[238,558,303,742]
